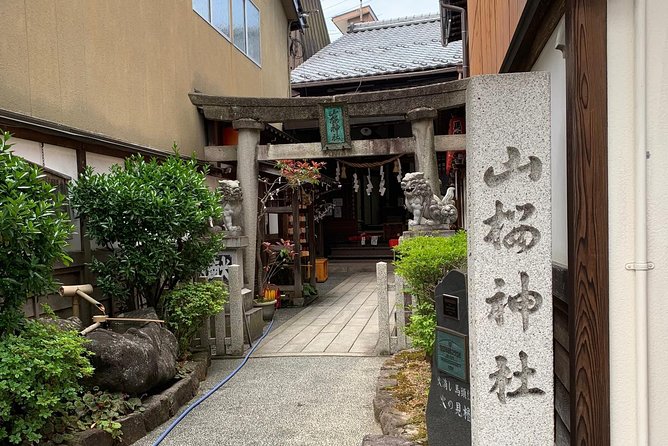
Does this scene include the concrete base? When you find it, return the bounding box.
[224,307,264,345]
[245,307,264,343]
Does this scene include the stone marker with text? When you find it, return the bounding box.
[466,72,552,446]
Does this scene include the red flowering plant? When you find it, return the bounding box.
[275,160,324,187]
[257,160,324,300]
[259,239,296,301]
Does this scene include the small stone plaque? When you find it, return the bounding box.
[442,294,460,320]
[427,269,470,446]
[436,327,468,382]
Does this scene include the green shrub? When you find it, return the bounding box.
[69,151,223,314]
[393,231,467,302]
[404,302,437,355]
[0,131,74,333]
[0,318,93,445]
[393,231,467,353]
[70,390,143,440]
[164,281,228,355]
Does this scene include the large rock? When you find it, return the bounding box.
[85,308,178,395]
[39,316,82,332]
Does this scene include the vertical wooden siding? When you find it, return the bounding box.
[566,0,610,444]
[468,0,527,75]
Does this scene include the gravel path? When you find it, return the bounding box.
[134,355,384,446]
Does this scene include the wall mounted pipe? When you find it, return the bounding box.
[632,0,650,443]
[439,1,469,78]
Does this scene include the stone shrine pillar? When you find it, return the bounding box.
[466,73,552,445]
[233,118,263,295]
[407,107,441,197]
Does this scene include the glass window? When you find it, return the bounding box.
[211,0,230,36]
[193,0,210,21]
[193,0,260,64]
[246,1,260,63]
[232,0,246,52]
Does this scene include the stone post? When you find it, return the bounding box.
[233,118,263,296]
[466,72,552,445]
[229,264,244,356]
[395,274,407,351]
[407,107,441,197]
[376,261,390,355]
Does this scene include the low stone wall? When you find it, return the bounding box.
[73,351,211,446]
[369,355,422,446]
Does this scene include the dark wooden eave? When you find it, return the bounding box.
[0,108,225,175]
[500,0,565,73]
[189,78,469,123]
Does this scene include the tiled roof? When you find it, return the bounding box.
[291,13,462,85]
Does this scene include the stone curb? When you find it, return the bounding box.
[72,352,210,446]
[365,355,421,446]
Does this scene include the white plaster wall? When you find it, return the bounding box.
[86,152,122,174]
[645,0,668,443]
[9,137,82,251]
[532,16,567,266]
[608,0,668,444]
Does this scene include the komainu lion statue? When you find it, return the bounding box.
[218,179,243,234]
[400,172,458,228]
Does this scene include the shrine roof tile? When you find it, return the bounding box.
[290,14,463,86]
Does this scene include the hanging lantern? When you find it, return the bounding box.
[353,172,359,192]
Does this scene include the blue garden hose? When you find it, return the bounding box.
[152,319,275,445]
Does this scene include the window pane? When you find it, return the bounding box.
[246,1,260,63]
[232,0,246,52]
[193,0,210,21]
[211,0,230,36]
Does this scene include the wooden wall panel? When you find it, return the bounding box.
[468,0,527,75]
[566,0,610,444]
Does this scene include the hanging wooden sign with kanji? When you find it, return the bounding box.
[319,102,351,151]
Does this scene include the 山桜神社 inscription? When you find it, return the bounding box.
[489,351,545,403]
[483,146,542,187]
[483,201,540,253]
[467,73,552,445]
[485,272,543,332]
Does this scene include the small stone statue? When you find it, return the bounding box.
[401,172,458,229]
[218,179,243,236]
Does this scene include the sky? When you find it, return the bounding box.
[319,0,442,41]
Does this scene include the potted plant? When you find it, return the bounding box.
[256,239,296,320]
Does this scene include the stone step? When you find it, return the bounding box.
[328,261,393,273]
[328,246,394,260]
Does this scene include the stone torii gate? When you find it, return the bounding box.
[189,79,468,296]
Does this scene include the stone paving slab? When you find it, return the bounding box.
[254,272,385,357]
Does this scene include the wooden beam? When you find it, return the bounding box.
[566,0,610,444]
[204,134,466,162]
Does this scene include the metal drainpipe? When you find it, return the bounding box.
[439,2,469,78]
[631,0,650,443]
